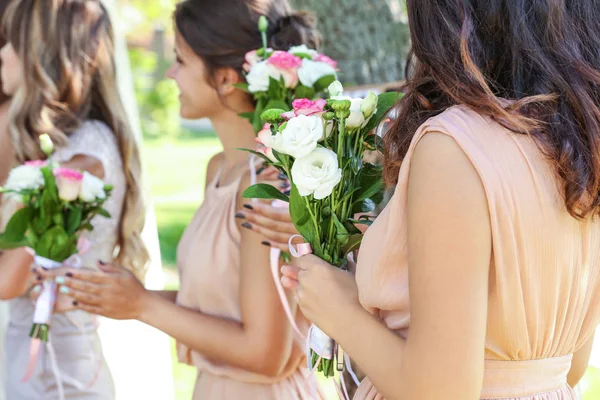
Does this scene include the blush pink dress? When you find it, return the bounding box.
[354,105,600,400]
[176,165,317,399]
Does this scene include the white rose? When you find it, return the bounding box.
[4,165,45,192]
[291,147,342,199]
[79,171,106,202]
[288,44,318,58]
[273,115,324,159]
[346,98,366,129]
[298,59,337,88]
[246,61,272,93]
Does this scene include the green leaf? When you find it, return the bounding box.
[238,111,255,125]
[0,207,33,242]
[289,185,320,254]
[264,99,290,113]
[313,74,336,93]
[237,148,276,164]
[268,77,282,100]
[364,134,384,152]
[98,208,111,218]
[242,183,290,202]
[253,97,267,133]
[362,92,402,134]
[232,83,250,93]
[0,236,29,249]
[66,207,82,235]
[355,163,385,205]
[295,85,316,100]
[40,166,59,202]
[342,234,363,255]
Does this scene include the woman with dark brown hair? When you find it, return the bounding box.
[45,0,326,399]
[265,0,599,399]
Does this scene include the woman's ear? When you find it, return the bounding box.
[214,67,242,96]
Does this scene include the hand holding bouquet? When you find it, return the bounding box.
[0,134,113,343]
[243,81,400,376]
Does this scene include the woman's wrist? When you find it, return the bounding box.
[137,288,157,323]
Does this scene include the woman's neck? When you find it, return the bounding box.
[210,107,257,168]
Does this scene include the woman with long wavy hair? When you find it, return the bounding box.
[241,0,600,399]
[0,0,148,398]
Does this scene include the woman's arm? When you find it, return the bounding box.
[287,133,491,400]
[0,248,34,299]
[568,333,594,387]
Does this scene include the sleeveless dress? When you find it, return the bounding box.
[176,163,317,399]
[5,121,123,399]
[354,105,600,400]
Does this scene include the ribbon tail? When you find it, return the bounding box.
[46,338,65,400]
[344,351,361,387]
[21,338,41,382]
[270,246,306,344]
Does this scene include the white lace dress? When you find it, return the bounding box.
[5,120,124,399]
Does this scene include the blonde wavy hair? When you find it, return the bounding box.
[3,0,149,278]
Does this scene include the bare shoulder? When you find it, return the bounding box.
[205,152,225,190]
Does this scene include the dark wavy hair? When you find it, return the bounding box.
[385,0,600,219]
[174,0,321,85]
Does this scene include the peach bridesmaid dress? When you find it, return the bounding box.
[176,164,316,399]
[354,105,600,400]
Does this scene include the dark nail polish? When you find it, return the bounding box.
[234,213,245,219]
[261,241,271,246]
[278,173,287,180]
[41,267,48,271]
[66,272,73,278]
[283,190,291,196]
[98,260,106,265]
[280,182,290,189]
[241,222,252,229]
[72,301,78,306]
[37,275,42,281]
[256,166,266,175]
[243,204,254,210]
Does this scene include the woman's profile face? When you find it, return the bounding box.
[165,32,223,120]
[0,42,22,96]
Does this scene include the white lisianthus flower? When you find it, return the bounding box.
[328,80,344,97]
[273,115,324,159]
[298,59,337,88]
[332,95,371,129]
[288,44,319,58]
[4,165,45,192]
[246,61,272,93]
[360,92,378,118]
[291,147,342,199]
[79,171,106,202]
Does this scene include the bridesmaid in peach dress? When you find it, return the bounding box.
[46,1,326,398]
[269,1,600,399]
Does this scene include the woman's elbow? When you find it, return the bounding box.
[245,342,290,377]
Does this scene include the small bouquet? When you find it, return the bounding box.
[243,81,399,376]
[237,16,338,133]
[0,134,112,343]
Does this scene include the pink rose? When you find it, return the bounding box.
[255,124,272,145]
[314,54,338,69]
[54,167,83,202]
[24,160,47,167]
[292,98,327,116]
[256,146,277,163]
[267,51,302,70]
[281,111,296,120]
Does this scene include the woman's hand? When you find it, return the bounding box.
[281,254,362,336]
[39,262,150,320]
[236,202,300,251]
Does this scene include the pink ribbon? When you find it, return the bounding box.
[22,237,100,399]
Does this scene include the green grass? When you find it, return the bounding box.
[143,135,600,400]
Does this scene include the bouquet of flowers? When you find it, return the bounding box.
[0,134,112,343]
[237,16,338,133]
[243,81,399,376]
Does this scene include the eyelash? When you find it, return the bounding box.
[176,56,183,65]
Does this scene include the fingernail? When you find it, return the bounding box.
[98,260,106,265]
[32,267,37,273]
[41,267,48,271]
[283,190,291,196]
[241,222,252,229]
[280,182,290,189]
[37,275,42,281]
[33,286,41,293]
[55,276,65,284]
[66,272,73,278]
[243,204,254,210]
[234,213,245,219]
[261,241,271,246]
[256,166,266,175]
[72,301,78,306]
[278,173,287,180]
[59,286,69,294]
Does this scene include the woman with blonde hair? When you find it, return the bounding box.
[0,0,148,398]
